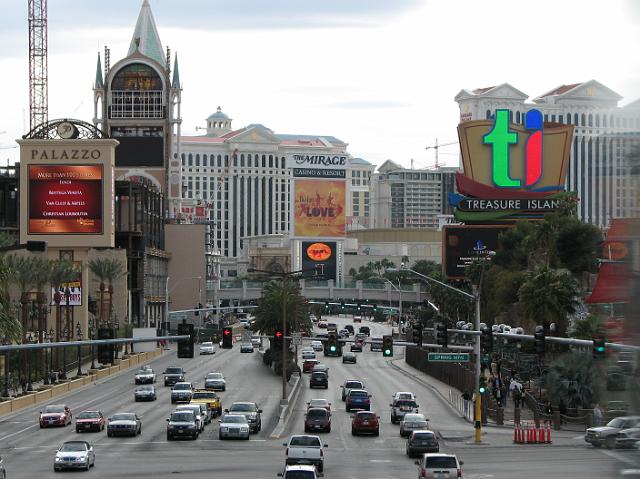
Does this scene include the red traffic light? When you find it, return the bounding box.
[275,331,283,338]
[223,329,231,335]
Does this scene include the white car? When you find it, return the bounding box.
[175,404,206,431]
[278,465,323,478]
[53,441,95,472]
[302,349,316,360]
[284,435,327,473]
[218,414,250,440]
[311,341,323,352]
[134,367,155,384]
[199,341,216,355]
[415,453,463,479]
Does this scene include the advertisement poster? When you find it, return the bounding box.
[293,179,345,238]
[302,241,337,281]
[28,165,103,234]
[443,225,511,279]
[50,268,82,306]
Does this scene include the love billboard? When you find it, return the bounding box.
[293,179,345,238]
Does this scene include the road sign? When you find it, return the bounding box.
[427,353,470,362]
[292,332,302,346]
[170,312,187,321]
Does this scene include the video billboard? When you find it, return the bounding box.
[443,225,512,279]
[293,179,345,238]
[302,241,337,281]
[28,164,103,235]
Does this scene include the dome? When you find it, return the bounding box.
[207,106,230,121]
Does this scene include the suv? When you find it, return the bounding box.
[585,416,640,449]
[414,453,463,479]
[163,367,185,387]
[175,404,207,431]
[224,402,262,433]
[406,430,439,457]
[390,397,419,424]
[304,408,331,433]
[345,389,371,412]
[166,410,198,440]
[284,435,328,473]
[310,371,329,389]
[341,379,364,401]
[191,389,222,417]
[171,382,193,404]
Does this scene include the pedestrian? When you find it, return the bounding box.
[496,387,503,408]
[593,403,604,427]
[461,391,472,417]
[511,380,523,408]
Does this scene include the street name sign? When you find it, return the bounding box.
[427,353,470,362]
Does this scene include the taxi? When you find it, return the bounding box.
[190,389,222,417]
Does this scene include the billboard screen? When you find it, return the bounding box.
[114,137,164,167]
[293,179,345,238]
[443,225,512,279]
[302,241,337,281]
[28,164,103,234]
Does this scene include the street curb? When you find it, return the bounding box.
[270,373,302,439]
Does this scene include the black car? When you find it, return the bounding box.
[310,371,328,389]
[406,430,439,457]
[345,325,354,334]
[358,326,370,336]
[342,352,357,364]
[163,367,185,387]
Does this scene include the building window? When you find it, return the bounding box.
[181,153,186,166]
[195,154,200,167]
[516,111,521,124]
[188,154,193,166]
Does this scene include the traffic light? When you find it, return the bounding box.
[271,329,284,350]
[373,304,378,312]
[382,335,393,357]
[324,301,330,310]
[222,327,233,349]
[325,332,340,356]
[480,327,493,354]
[534,325,546,357]
[194,302,202,316]
[357,303,362,312]
[412,322,423,346]
[435,322,448,347]
[593,335,606,359]
[479,376,488,395]
[177,322,194,358]
[340,301,345,310]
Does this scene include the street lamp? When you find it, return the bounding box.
[378,277,402,328]
[88,320,96,370]
[76,322,85,377]
[26,333,33,391]
[60,327,68,380]
[48,328,54,383]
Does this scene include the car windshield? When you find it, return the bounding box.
[137,369,151,374]
[312,373,327,379]
[404,414,425,422]
[607,418,626,428]
[206,373,223,380]
[77,411,100,419]
[309,400,327,407]
[177,406,200,415]
[350,391,368,397]
[425,456,457,468]
[192,392,216,399]
[201,342,213,347]
[44,405,65,413]
[346,381,362,389]
[174,383,191,390]
[396,400,416,407]
[137,385,153,391]
[170,412,194,422]
[357,413,376,420]
[223,415,248,424]
[111,414,135,421]
[307,409,328,418]
[290,436,321,447]
[59,442,87,452]
[231,403,257,412]
[166,368,182,374]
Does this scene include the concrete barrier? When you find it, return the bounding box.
[0,349,163,417]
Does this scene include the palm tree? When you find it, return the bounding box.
[88,258,124,326]
[518,266,580,336]
[252,280,311,337]
[0,254,20,343]
[545,351,603,409]
[570,314,605,340]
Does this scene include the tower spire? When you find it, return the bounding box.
[127,0,165,66]
[94,52,104,89]
[172,54,181,88]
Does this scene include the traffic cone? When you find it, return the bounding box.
[538,425,545,444]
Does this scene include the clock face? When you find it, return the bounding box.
[57,122,76,139]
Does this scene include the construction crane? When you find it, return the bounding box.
[425,139,458,168]
[28,0,48,132]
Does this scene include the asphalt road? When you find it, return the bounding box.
[0,315,635,478]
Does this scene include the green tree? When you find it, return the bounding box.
[518,266,580,336]
[252,280,311,337]
[570,314,605,340]
[556,221,602,275]
[0,255,20,343]
[545,352,603,409]
[88,258,125,324]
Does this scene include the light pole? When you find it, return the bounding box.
[75,322,84,377]
[60,326,68,380]
[379,277,402,329]
[26,334,33,391]
[88,320,96,370]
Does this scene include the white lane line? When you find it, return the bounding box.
[370,459,392,463]
[0,423,38,442]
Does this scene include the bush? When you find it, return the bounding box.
[262,348,274,366]
[273,359,300,381]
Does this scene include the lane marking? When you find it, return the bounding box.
[0,424,38,442]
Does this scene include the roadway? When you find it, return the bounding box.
[0,314,635,478]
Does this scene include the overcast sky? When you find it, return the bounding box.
[0,0,638,169]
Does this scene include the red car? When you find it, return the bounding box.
[39,404,72,428]
[351,410,380,436]
[75,410,105,433]
[303,359,320,374]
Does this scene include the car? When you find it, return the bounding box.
[75,410,105,433]
[134,367,156,384]
[224,402,262,433]
[309,371,328,389]
[305,407,331,433]
[370,337,383,352]
[326,323,337,332]
[134,384,157,402]
[191,389,223,417]
[317,321,328,329]
[251,336,262,348]
[278,464,323,479]
[615,428,640,449]
[311,341,324,352]
[350,341,363,352]
[346,389,371,412]
[302,349,317,360]
[199,341,216,355]
[414,453,463,479]
[406,430,440,457]
[107,413,141,437]
[338,329,349,339]
[166,410,198,440]
[39,404,72,428]
[163,366,185,387]
[240,343,254,353]
[351,410,380,436]
[303,359,321,373]
[345,325,354,334]
[284,435,328,473]
[171,382,194,404]
[175,404,207,431]
[306,399,331,413]
[312,364,329,377]
[341,379,364,401]
[585,416,640,449]
[393,391,417,402]
[358,326,370,336]
[53,441,95,472]
[342,351,357,364]
[390,398,419,424]
[218,414,251,440]
[0,455,5,479]
[400,413,429,437]
[353,315,362,323]
[204,372,226,391]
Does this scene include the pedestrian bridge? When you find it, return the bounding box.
[207,279,429,304]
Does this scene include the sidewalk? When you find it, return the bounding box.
[390,355,585,448]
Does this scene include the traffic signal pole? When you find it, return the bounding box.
[281,276,288,405]
[474,287,482,444]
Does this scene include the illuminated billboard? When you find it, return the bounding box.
[28,165,103,235]
[293,179,345,238]
[302,241,337,281]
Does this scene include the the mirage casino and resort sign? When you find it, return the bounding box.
[450,109,574,222]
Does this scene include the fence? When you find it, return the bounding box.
[405,345,475,395]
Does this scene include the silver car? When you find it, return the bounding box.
[107,413,142,437]
[53,441,95,472]
[399,413,429,437]
[218,414,250,440]
[204,372,226,391]
[175,404,205,432]
[171,382,194,404]
[134,384,157,402]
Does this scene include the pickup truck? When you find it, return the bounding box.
[390,398,420,424]
[284,435,328,473]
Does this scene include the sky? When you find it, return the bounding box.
[0,0,638,170]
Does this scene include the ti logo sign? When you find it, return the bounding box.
[483,109,543,189]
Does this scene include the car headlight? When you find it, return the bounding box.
[220,427,228,432]
[594,432,601,437]
[55,457,62,462]
[240,427,249,432]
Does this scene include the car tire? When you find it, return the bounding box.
[318,463,323,473]
[352,428,357,436]
[107,431,112,437]
[167,433,172,441]
[135,398,139,402]
[138,426,142,435]
[54,467,60,472]
[374,429,379,436]
[76,428,81,433]
[192,433,197,440]
[606,436,616,449]
[85,462,90,471]
[326,425,331,433]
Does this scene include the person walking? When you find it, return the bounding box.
[511,379,523,408]
[593,403,604,427]
[461,391,472,418]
